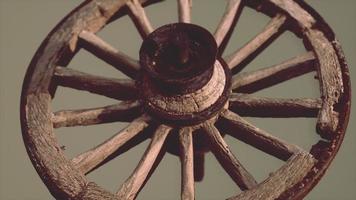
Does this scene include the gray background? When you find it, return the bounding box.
[0,0,355,199]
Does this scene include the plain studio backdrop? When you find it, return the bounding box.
[0,0,355,199]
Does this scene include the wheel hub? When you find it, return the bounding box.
[139,23,231,126]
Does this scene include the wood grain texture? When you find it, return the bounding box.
[229,93,322,118]
[202,123,257,190]
[179,128,195,200]
[178,0,192,23]
[23,0,151,95]
[305,29,344,138]
[21,0,155,198]
[79,30,140,79]
[117,125,172,200]
[54,66,138,100]
[72,115,150,174]
[21,93,87,199]
[219,110,301,161]
[224,14,286,71]
[52,100,142,128]
[143,61,226,114]
[214,0,242,46]
[85,124,155,175]
[20,0,351,199]
[269,0,315,29]
[126,0,154,38]
[74,182,117,200]
[232,51,316,93]
[228,151,316,200]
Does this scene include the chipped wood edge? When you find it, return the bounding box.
[228,151,317,200]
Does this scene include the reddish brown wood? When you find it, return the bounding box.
[202,123,257,190]
[72,115,150,174]
[79,31,140,79]
[74,182,117,200]
[228,151,316,200]
[193,151,205,182]
[232,51,316,93]
[305,30,344,139]
[179,127,195,200]
[54,66,138,100]
[229,93,322,118]
[117,125,172,200]
[178,0,192,23]
[214,0,242,46]
[126,0,154,38]
[20,0,351,199]
[21,94,88,199]
[224,14,286,72]
[52,101,142,128]
[218,110,301,161]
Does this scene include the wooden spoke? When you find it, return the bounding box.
[193,152,204,182]
[218,110,301,161]
[228,151,316,200]
[21,0,351,198]
[71,115,150,174]
[202,123,257,190]
[214,0,242,46]
[86,124,155,175]
[232,51,316,93]
[179,127,194,200]
[107,0,164,24]
[224,14,287,72]
[52,101,142,128]
[178,0,192,23]
[117,124,172,200]
[79,30,140,79]
[229,93,322,118]
[126,0,154,38]
[54,66,138,100]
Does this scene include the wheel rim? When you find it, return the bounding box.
[20,0,351,199]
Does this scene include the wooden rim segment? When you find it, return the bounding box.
[20,0,351,199]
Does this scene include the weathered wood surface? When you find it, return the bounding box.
[178,0,192,23]
[86,124,155,175]
[52,100,142,128]
[269,0,315,29]
[21,94,87,199]
[219,110,301,161]
[306,30,344,138]
[126,0,154,38]
[203,123,257,190]
[214,0,242,46]
[232,51,316,93]
[21,0,154,199]
[228,151,316,200]
[21,0,351,199]
[72,115,150,174]
[229,93,322,118]
[117,125,172,200]
[224,14,286,72]
[54,66,138,100]
[179,128,195,200]
[79,30,140,79]
[23,0,158,95]
[143,61,226,114]
[74,182,117,200]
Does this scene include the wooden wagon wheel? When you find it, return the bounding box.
[20,0,351,199]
